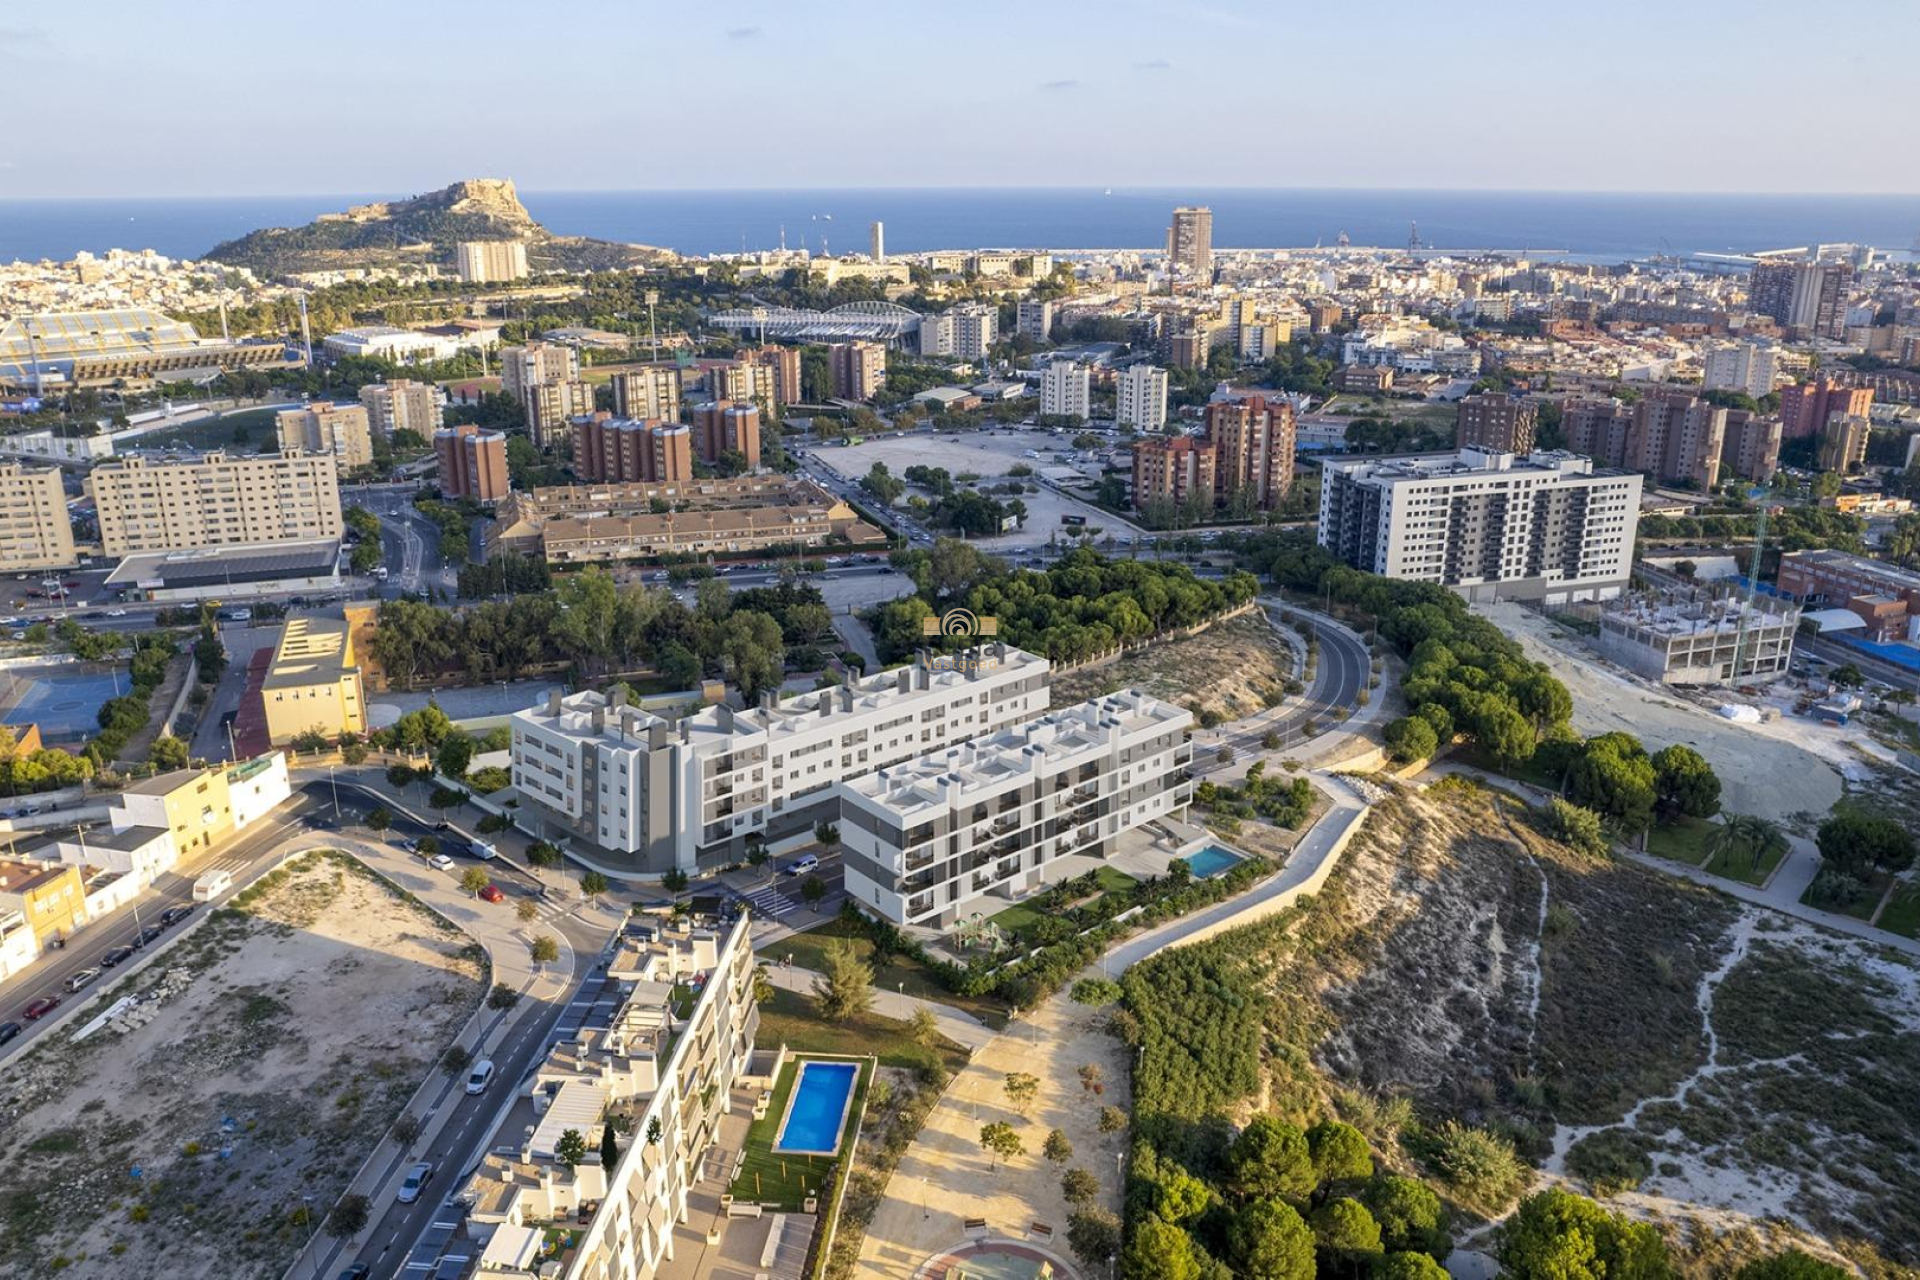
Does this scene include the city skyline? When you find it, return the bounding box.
[6,0,1918,198]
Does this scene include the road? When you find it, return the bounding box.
[1192,605,1372,772]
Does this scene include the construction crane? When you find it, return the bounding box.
[1729,491,1775,680]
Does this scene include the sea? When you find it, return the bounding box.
[3,188,1919,266]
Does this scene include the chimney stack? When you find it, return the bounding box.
[547,690,562,716]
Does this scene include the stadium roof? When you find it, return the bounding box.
[707,300,921,342]
[0,307,293,390]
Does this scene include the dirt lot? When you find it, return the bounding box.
[1477,601,1844,827]
[1284,780,1919,1275]
[1050,611,1297,725]
[0,852,486,1279]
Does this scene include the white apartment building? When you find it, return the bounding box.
[0,461,78,572]
[1115,363,1169,430]
[1016,299,1054,343]
[86,450,343,556]
[358,379,441,440]
[460,915,761,1280]
[456,240,530,283]
[509,645,1052,872]
[919,304,998,360]
[1040,360,1091,420]
[1701,340,1780,399]
[839,690,1194,928]
[1318,447,1642,604]
[275,401,373,469]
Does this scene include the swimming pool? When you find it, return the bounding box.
[773,1060,859,1155]
[1184,845,1243,878]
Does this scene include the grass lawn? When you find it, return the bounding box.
[1801,869,1894,921]
[1875,884,1920,938]
[754,985,972,1074]
[759,918,1008,1029]
[1697,840,1788,887]
[1645,817,1716,867]
[728,1056,870,1210]
[135,407,283,451]
[987,867,1139,944]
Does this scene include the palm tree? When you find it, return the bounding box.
[1710,813,1785,873]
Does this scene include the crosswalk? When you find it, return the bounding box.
[740,884,800,919]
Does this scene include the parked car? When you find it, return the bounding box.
[432,820,452,832]
[337,1265,371,1280]
[428,854,455,873]
[478,884,505,904]
[160,904,195,926]
[784,854,820,876]
[106,608,127,617]
[22,996,60,1020]
[464,1059,495,1095]
[65,968,100,993]
[101,945,136,968]
[133,924,165,947]
[396,1161,434,1204]
[0,1021,20,1045]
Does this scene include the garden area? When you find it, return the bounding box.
[759,919,1009,1029]
[1644,813,1789,887]
[729,1056,872,1212]
[986,866,1137,946]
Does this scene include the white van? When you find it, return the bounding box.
[191,868,233,902]
[465,1060,495,1095]
[470,840,498,861]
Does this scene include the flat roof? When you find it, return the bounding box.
[1784,548,1920,593]
[123,767,214,797]
[104,538,341,589]
[266,614,356,690]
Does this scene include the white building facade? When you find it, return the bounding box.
[1039,361,1091,420]
[839,690,1193,927]
[1115,364,1169,430]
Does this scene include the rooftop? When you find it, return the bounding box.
[843,688,1190,819]
[265,613,357,690]
[1327,447,1615,483]
[1783,548,1920,593]
[103,538,342,589]
[0,858,74,895]
[123,766,213,797]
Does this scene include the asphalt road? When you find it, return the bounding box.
[1193,607,1372,771]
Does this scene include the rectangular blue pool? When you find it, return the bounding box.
[773,1060,859,1155]
[1184,845,1243,878]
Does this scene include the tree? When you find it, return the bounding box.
[800,873,827,908]
[415,835,440,857]
[720,610,786,700]
[1734,1252,1851,1280]
[1709,813,1785,874]
[1496,1188,1672,1280]
[555,1127,588,1170]
[526,841,563,870]
[600,1120,620,1170]
[516,898,540,923]
[1156,1167,1214,1223]
[529,934,559,966]
[1123,1214,1203,1280]
[1815,810,1915,876]
[1363,1175,1451,1260]
[1227,1115,1316,1201]
[1078,1062,1106,1093]
[1829,662,1865,688]
[908,1006,939,1045]
[814,821,841,847]
[979,1121,1024,1169]
[1383,716,1438,764]
[1066,1208,1122,1267]
[325,1193,370,1238]
[1544,798,1609,858]
[1565,733,1658,833]
[460,867,490,896]
[1062,1166,1102,1209]
[1311,1197,1383,1272]
[1306,1120,1373,1194]
[1099,1106,1128,1134]
[1230,1197,1315,1280]
[1650,743,1721,819]
[580,870,609,900]
[366,806,393,833]
[810,937,874,1022]
[1043,1128,1074,1164]
[1374,1254,1451,1280]
[149,735,190,770]
[1004,1071,1039,1114]
[435,732,475,780]
[387,764,418,788]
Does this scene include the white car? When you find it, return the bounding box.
[465,1059,495,1095]
[107,608,127,617]
[396,1160,434,1204]
[428,854,455,872]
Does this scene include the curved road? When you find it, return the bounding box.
[1192,605,1371,773]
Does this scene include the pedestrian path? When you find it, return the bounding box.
[741,883,801,919]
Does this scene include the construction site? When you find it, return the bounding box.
[1595,589,1801,686]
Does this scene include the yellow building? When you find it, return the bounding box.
[262,613,366,745]
[0,858,87,948]
[0,461,78,572]
[117,767,236,855]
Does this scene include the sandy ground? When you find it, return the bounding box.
[0,853,485,1279]
[855,994,1129,1279]
[817,431,1129,550]
[1477,602,1843,825]
[1050,611,1298,724]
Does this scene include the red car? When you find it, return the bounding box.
[22,996,60,1020]
[479,884,505,904]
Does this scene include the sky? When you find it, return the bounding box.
[3,0,1917,198]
